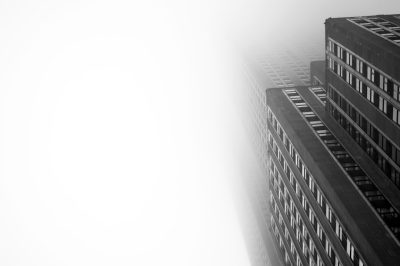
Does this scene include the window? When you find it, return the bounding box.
[326,205,333,222]
[309,178,315,192]
[339,64,343,77]
[346,70,353,85]
[367,66,375,82]
[296,211,301,224]
[325,240,332,257]
[285,252,290,264]
[328,40,333,52]
[309,210,314,223]
[351,246,355,260]
[295,153,301,168]
[346,239,355,260]
[393,83,400,101]
[302,240,307,255]
[317,190,323,206]
[366,86,375,103]
[355,78,363,93]
[337,46,343,59]
[356,59,363,74]
[317,223,323,240]
[380,75,384,89]
[301,164,307,178]
[291,215,295,228]
[393,107,400,125]
[379,97,387,113]
[335,221,343,240]
[317,255,323,266]
[346,53,353,66]
[379,75,388,92]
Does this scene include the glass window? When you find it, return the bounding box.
[394,83,400,101]
[366,86,375,103]
[356,58,363,74]
[379,97,387,113]
[367,66,371,80]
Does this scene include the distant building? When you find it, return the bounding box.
[310,60,325,86]
[242,43,324,265]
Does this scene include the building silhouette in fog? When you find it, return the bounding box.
[262,14,400,266]
[242,43,324,265]
[244,14,400,265]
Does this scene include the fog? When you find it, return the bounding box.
[0,0,399,265]
[234,0,400,52]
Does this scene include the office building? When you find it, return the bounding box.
[267,85,400,265]
[265,14,400,266]
[325,14,400,196]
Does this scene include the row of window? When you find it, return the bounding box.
[271,214,301,266]
[270,161,324,266]
[327,101,400,238]
[284,89,400,242]
[260,60,297,87]
[327,55,400,127]
[268,105,364,266]
[328,86,400,189]
[271,189,311,266]
[245,66,269,170]
[310,87,327,105]
[328,38,400,100]
[348,17,400,45]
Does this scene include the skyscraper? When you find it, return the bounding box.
[241,43,324,265]
[264,14,400,266]
[325,15,400,200]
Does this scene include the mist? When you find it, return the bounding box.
[0,0,399,265]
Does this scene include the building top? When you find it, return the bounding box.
[266,86,400,265]
[325,14,400,81]
[244,42,324,89]
[325,14,400,45]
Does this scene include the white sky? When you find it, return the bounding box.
[0,0,399,265]
[233,0,400,52]
[0,1,249,265]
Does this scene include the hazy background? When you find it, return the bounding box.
[0,0,399,265]
[235,0,400,53]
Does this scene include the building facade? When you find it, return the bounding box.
[242,43,324,265]
[264,14,400,266]
[325,15,400,193]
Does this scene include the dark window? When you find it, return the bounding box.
[387,102,393,118]
[334,43,338,55]
[362,83,368,97]
[351,57,356,69]
[388,79,394,96]
[373,93,380,108]
[378,134,387,152]
[362,63,368,77]
[352,75,357,89]
[374,70,380,86]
